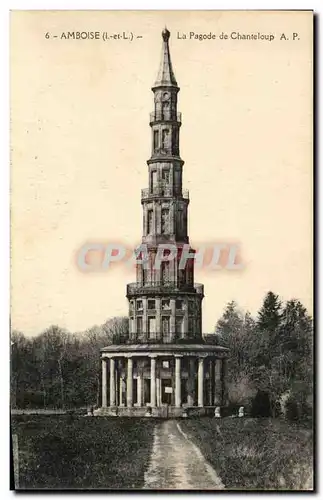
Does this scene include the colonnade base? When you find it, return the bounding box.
[94,405,221,418]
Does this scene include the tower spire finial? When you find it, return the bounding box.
[162,26,170,41]
[153,28,178,88]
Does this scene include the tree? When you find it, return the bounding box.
[280,300,312,366]
[102,316,128,344]
[82,325,110,407]
[11,315,130,410]
[279,299,313,419]
[214,293,313,419]
[216,301,243,340]
[34,325,70,408]
[250,294,313,418]
[10,330,35,408]
[215,302,255,404]
[257,291,282,333]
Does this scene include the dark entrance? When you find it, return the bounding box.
[181,378,188,404]
[144,379,150,405]
[161,378,172,405]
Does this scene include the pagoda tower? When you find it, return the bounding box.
[126,27,203,344]
[98,29,229,418]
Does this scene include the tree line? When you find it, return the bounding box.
[215,291,313,420]
[11,317,128,410]
[11,291,313,420]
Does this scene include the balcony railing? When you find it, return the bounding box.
[127,282,204,296]
[111,332,219,346]
[128,333,201,344]
[141,187,189,200]
[149,111,182,124]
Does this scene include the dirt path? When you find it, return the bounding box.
[143,420,224,490]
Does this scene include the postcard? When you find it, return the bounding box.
[10,10,313,491]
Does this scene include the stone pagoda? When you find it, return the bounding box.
[98,28,229,417]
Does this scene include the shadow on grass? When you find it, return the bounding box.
[12,415,157,490]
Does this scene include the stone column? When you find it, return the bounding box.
[109,358,116,406]
[102,358,107,407]
[143,299,148,340]
[115,368,119,406]
[155,202,161,234]
[143,205,147,237]
[150,356,156,407]
[156,376,161,407]
[137,372,142,407]
[222,358,228,405]
[156,297,161,339]
[151,249,157,286]
[169,201,174,235]
[183,309,189,337]
[198,357,204,407]
[208,359,213,406]
[214,359,222,405]
[127,357,133,407]
[170,299,176,339]
[119,374,124,406]
[175,356,182,407]
[170,358,175,406]
[187,358,195,406]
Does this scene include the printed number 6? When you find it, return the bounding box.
[45,32,50,39]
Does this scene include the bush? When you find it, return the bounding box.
[285,395,312,423]
[251,391,271,417]
[285,396,299,421]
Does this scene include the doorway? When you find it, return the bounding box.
[144,379,151,405]
[161,378,172,405]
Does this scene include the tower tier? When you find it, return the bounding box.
[126,28,204,344]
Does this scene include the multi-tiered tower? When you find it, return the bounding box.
[127,28,203,343]
[99,29,228,418]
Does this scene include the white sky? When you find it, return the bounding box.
[10,10,313,336]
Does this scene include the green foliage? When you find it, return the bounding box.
[257,291,282,333]
[11,290,313,421]
[10,317,128,410]
[215,293,313,420]
[251,391,271,418]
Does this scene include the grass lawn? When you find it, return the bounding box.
[11,415,314,491]
[11,415,156,490]
[180,417,313,491]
